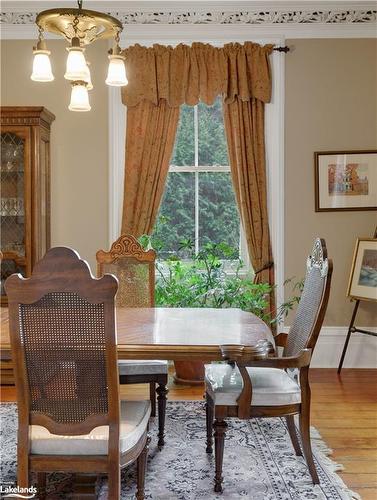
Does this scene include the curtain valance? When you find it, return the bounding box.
[121,42,273,107]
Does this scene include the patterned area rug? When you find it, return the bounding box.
[0,401,358,499]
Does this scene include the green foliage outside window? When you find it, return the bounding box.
[139,235,304,326]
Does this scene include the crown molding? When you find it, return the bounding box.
[1,1,375,39]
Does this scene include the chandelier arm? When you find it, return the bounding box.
[37,25,44,42]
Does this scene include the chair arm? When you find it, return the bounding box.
[274,332,288,347]
[238,348,312,370]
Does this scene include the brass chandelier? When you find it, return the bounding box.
[31,0,127,111]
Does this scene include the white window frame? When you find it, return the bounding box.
[109,29,285,311]
[166,101,247,265]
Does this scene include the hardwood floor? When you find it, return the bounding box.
[309,369,377,500]
[1,368,376,498]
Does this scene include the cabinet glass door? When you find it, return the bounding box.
[1,129,29,303]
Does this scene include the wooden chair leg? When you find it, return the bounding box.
[286,415,302,456]
[299,400,320,484]
[107,466,120,500]
[149,382,156,418]
[17,435,29,490]
[213,418,227,493]
[136,435,150,500]
[36,472,47,500]
[206,395,214,454]
[156,382,168,449]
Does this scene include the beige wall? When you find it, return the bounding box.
[1,39,109,272]
[285,38,377,326]
[1,38,376,326]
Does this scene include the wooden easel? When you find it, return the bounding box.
[337,227,377,374]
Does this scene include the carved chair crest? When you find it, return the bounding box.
[96,234,155,264]
[306,238,329,278]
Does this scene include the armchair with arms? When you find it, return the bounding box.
[204,238,333,492]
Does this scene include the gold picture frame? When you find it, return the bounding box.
[347,238,377,302]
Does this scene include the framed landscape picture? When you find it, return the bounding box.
[314,150,377,211]
[347,238,377,302]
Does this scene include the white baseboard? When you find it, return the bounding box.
[282,326,377,368]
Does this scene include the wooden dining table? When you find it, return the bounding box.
[0,306,275,363]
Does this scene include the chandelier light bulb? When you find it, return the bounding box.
[105,55,128,87]
[64,38,87,81]
[68,82,91,112]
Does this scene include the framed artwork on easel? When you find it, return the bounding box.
[338,230,377,373]
[347,238,377,302]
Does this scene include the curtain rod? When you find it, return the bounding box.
[273,46,290,53]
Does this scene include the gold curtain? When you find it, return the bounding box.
[122,42,273,107]
[121,99,180,237]
[121,41,275,299]
[223,98,274,293]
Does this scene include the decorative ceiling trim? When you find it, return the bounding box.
[1,9,376,26]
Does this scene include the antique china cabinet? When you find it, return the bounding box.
[0,107,55,306]
[1,107,54,383]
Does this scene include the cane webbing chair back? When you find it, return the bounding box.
[284,238,332,357]
[19,292,108,424]
[5,247,119,435]
[96,234,156,308]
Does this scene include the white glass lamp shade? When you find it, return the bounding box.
[31,50,54,82]
[105,55,128,86]
[64,47,87,81]
[83,64,93,91]
[68,83,91,112]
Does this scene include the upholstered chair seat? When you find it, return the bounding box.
[205,363,301,407]
[31,401,151,456]
[118,360,168,376]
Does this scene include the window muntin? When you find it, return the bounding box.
[153,97,242,262]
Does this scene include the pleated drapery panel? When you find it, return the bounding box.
[120,41,275,308]
[121,42,273,107]
[121,99,180,237]
[223,97,275,310]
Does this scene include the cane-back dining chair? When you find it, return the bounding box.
[204,238,333,492]
[5,247,151,499]
[96,234,168,448]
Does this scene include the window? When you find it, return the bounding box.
[152,97,243,262]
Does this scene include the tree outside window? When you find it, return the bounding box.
[152,97,244,263]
